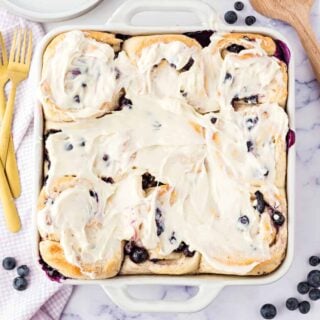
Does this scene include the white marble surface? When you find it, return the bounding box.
[3,0,320,318]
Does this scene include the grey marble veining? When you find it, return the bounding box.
[41,0,320,318]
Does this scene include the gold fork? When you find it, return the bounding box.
[0,30,32,180]
[0,32,21,198]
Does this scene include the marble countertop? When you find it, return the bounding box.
[8,0,320,318]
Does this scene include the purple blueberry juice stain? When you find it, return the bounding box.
[275,40,291,65]
[286,129,295,149]
[39,258,66,282]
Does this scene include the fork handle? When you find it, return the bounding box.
[0,88,21,198]
[0,82,17,167]
[0,156,20,232]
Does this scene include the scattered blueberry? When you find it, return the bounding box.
[64,143,73,151]
[238,215,249,225]
[73,95,80,103]
[309,288,320,301]
[224,11,238,24]
[308,270,320,288]
[309,255,320,267]
[286,297,299,311]
[234,1,244,11]
[13,276,28,291]
[245,16,257,26]
[130,246,149,264]
[2,257,16,270]
[210,117,217,124]
[17,265,30,277]
[260,304,277,319]
[272,211,285,226]
[297,281,310,294]
[298,301,310,314]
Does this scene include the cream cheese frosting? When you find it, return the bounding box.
[38,30,289,276]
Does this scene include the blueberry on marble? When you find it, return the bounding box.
[255,191,265,213]
[298,301,310,314]
[309,255,320,267]
[73,95,80,103]
[130,246,149,264]
[308,270,320,288]
[234,1,244,11]
[180,58,194,72]
[13,277,28,291]
[224,11,238,24]
[2,257,16,270]
[272,211,285,226]
[246,140,254,152]
[17,265,30,277]
[309,288,320,301]
[226,44,245,53]
[286,297,299,311]
[297,281,310,294]
[260,304,277,319]
[245,16,257,26]
[64,143,73,151]
[238,215,249,225]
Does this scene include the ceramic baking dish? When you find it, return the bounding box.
[32,0,295,313]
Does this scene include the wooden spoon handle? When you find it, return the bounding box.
[293,17,320,82]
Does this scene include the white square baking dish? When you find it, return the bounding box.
[32,0,295,313]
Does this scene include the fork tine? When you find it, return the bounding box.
[9,30,17,64]
[0,32,7,66]
[14,29,21,63]
[25,30,32,67]
[20,30,27,64]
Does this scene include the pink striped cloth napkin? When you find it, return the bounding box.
[0,10,73,320]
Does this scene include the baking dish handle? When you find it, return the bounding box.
[102,283,224,313]
[106,0,217,29]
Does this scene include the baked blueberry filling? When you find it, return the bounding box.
[89,190,99,202]
[274,39,291,65]
[115,91,133,111]
[210,117,217,124]
[224,72,232,82]
[64,143,73,151]
[169,231,177,244]
[246,140,254,152]
[286,129,295,149]
[255,191,266,213]
[39,258,66,282]
[141,172,163,190]
[174,241,195,257]
[101,176,114,184]
[272,211,285,226]
[226,44,246,53]
[239,215,250,225]
[245,116,259,131]
[180,58,194,72]
[183,30,214,48]
[124,241,149,264]
[44,129,62,141]
[73,95,80,103]
[155,208,164,236]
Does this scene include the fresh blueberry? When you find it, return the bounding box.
[224,11,238,24]
[298,301,310,314]
[130,246,149,264]
[286,297,299,311]
[13,276,28,291]
[234,1,244,11]
[309,288,320,301]
[260,304,277,319]
[245,16,257,26]
[309,255,320,267]
[2,257,16,270]
[238,215,249,225]
[17,265,30,277]
[297,281,310,294]
[308,270,320,287]
[272,211,285,226]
